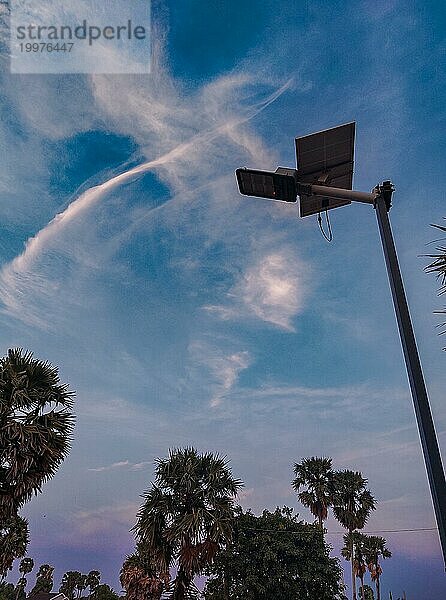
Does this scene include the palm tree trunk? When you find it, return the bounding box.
[223,567,230,600]
[173,567,192,600]
[154,586,163,600]
[376,572,381,600]
[350,532,357,600]
[351,557,357,600]
[359,574,365,600]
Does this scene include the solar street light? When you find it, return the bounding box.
[236,167,297,202]
[235,122,446,569]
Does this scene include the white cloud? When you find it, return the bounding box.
[188,340,251,408]
[88,460,130,472]
[130,461,152,471]
[240,252,306,330]
[88,459,151,472]
[208,351,251,408]
[205,249,309,331]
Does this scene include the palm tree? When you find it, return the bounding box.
[134,447,243,600]
[342,532,367,600]
[0,349,75,519]
[15,557,34,600]
[332,470,376,600]
[0,515,29,579]
[18,558,34,578]
[292,457,333,529]
[363,536,391,600]
[425,220,446,341]
[120,549,166,600]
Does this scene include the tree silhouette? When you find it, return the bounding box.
[292,457,333,529]
[0,516,28,579]
[0,349,75,519]
[332,470,376,600]
[30,564,54,596]
[363,535,391,600]
[134,447,242,600]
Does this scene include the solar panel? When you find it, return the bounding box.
[295,122,355,217]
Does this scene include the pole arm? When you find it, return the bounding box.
[296,182,378,205]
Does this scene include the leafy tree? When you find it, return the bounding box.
[75,574,87,599]
[0,516,29,579]
[134,447,242,600]
[86,571,101,598]
[362,585,374,600]
[15,558,34,600]
[0,582,16,600]
[363,536,391,600]
[0,349,75,519]
[332,470,376,600]
[292,457,333,529]
[204,506,346,600]
[93,585,120,600]
[425,220,446,342]
[29,564,54,596]
[60,571,82,600]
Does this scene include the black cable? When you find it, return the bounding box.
[243,527,437,536]
[318,210,333,242]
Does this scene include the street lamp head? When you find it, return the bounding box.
[235,167,297,203]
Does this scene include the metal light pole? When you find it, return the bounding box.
[235,122,446,568]
[374,188,446,562]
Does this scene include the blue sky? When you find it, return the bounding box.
[1,0,445,597]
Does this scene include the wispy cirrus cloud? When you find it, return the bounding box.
[88,459,152,472]
[0,72,294,327]
[205,249,309,331]
[88,460,131,472]
[187,340,251,408]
